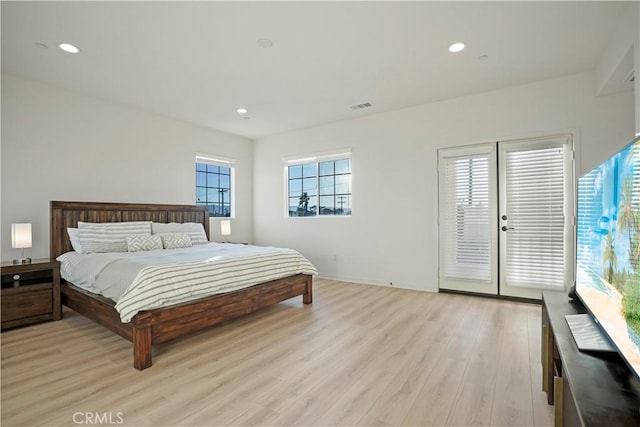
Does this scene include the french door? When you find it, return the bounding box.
[438,134,574,298]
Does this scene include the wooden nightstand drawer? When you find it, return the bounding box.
[0,259,61,330]
[2,288,53,322]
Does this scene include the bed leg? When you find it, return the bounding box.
[133,326,152,370]
[303,280,313,304]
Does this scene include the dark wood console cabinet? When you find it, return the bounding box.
[542,291,640,426]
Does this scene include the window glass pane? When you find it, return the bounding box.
[206,173,218,187]
[289,165,302,179]
[289,179,302,197]
[289,198,300,216]
[207,164,220,174]
[335,195,351,215]
[319,161,334,176]
[222,204,231,217]
[196,187,207,204]
[302,177,317,195]
[302,163,317,178]
[207,188,218,202]
[319,196,334,215]
[335,174,351,194]
[289,194,316,216]
[335,159,351,174]
[196,171,206,187]
[222,189,230,203]
[220,174,230,189]
[307,196,317,215]
[196,163,207,172]
[319,176,334,195]
[219,166,230,175]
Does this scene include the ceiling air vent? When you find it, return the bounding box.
[350,102,372,110]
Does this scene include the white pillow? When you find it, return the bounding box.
[126,235,163,252]
[78,221,152,254]
[152,222,209,245]
[160,233,193,249]
[67,228,84,254]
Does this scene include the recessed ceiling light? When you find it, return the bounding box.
[236,108,248,114]
[34,42,48,50]
[257,38,273,48]
[448,42,465,53]
[478,54,489,61]
[59,43,79,54]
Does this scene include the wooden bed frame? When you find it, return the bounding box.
[50,201,313,370]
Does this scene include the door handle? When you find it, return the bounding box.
[501,226,515,232]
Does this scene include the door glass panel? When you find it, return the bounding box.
[438,144,498,295]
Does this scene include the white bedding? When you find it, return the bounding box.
[57,243,317,322]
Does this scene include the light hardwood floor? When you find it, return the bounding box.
[1,278,553,427]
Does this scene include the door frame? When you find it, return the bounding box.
[437,130,578,299]
[437,143,499,295]
[497,133,576,299]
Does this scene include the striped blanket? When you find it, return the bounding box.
[114,248,317,322]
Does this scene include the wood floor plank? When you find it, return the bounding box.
[490,302,538,426]
[361,332,448,426]
[401,356,467,426]
[1,278,552,427]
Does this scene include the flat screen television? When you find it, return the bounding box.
[576,135,640,380]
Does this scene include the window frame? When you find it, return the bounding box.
[195,153,236,218]
[284,150,352,219]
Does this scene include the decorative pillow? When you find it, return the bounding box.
[78,221,152,254]
[160,233,193,249]
[126,235,163,252]
[67,228,84,254]
[152,222,209,245]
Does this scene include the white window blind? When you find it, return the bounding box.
[504,146,565,289]
[441,153,492,281]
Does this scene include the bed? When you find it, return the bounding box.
[50,201,314,370]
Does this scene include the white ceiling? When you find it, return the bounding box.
[1,1,630,139]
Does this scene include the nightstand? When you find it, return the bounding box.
[1,258,61,330]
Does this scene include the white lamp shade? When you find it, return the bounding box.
[220,220,231,236]
[11,223,32,249]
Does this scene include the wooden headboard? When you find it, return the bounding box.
[50,201,210,259]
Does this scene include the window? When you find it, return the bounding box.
[440,151,493,282]
[195,154,234,217]
[288,157,351,217]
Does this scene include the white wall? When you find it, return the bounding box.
[595,2,638,136]
[253,72,634,292]
[1,73,254,261]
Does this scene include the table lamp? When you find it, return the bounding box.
[12,223,32,264]
[220,220,231,243]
